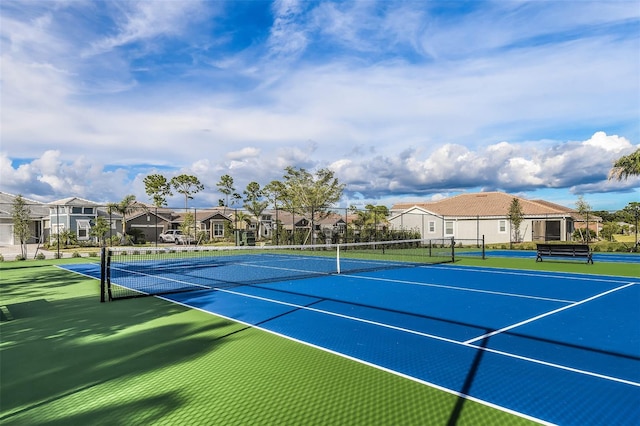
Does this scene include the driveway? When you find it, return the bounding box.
[0,244,56,260]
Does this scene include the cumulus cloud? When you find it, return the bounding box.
[227,147,261,160]
[0,150,131,202]
[0,132,638,209]
[582,131,632,153]
[331,132,639,200]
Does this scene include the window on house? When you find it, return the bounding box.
[77,220,91,240]
[499,220,507,233]
[428,221,436,233]
[445,221,454,236]
[213,223,224,237]
[83,207,94,215]
[72,207,82,214]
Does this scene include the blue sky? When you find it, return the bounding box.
[1,0,639,211]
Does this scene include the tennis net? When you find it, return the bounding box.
[100,238,455,301]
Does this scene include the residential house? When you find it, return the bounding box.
[389,192,594,244]
[0,192,49,245]
[317,212,348,243]
[125,202,174,243]
[48,197,123,243]
[171,208,233,241]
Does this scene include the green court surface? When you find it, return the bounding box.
[1,256,635,425]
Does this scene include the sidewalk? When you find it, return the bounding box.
[1,244,59,260]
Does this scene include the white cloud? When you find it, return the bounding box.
[0,150,131,202]
[583,131,633,153]
[84,1,207,56]
[227,147,261,160]
[267,0,308,61]
[498,157,544,186]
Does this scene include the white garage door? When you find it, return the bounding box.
[0,224,14,245]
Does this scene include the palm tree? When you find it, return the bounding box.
[107,195,138,242]
[609,148,640,181]
[234,211,251,230]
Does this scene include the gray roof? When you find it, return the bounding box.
[0,191,49,218]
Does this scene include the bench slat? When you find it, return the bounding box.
[535,244,593,264]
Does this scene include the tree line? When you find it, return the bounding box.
[115,166,345,245]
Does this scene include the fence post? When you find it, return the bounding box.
[451,237,455,263]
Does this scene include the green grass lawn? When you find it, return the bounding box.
[4,254,635,425]
[614,235,637,243]
[455,256,639,278]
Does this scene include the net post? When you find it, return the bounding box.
[100,246,106,303]
[482,235,485,260]
[336,244,341,274]
[106,249,113,301]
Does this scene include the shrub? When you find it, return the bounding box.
[15,254,26,261]
[35,252,46,260]
[0,254,4,262]
[71,251,82,258]
[196,231,210,244]
[54,252,63,259]
[88,251,99,257]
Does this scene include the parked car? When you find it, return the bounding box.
[158,229,195,244]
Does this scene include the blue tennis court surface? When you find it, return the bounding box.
[63,260,640,425]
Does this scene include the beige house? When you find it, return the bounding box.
[389,192,595,244]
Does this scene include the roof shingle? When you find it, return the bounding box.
[391,191,576,217]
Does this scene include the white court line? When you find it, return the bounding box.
[340,273,576,304]
[199,282,640,388]
[103,261,640,388]
[161,295,555,426]
[426,264,634,284]
[464,282,637,344]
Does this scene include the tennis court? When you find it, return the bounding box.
[61,245,640,425]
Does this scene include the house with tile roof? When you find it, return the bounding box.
[388,192,595,244]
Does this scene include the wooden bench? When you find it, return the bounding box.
[536,243,593,264]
